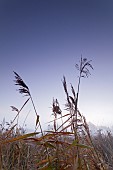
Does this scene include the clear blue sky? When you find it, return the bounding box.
[0,0,113,130]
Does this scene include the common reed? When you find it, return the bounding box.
[0,57,111,169]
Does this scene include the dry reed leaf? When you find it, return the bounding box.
[36,115,39,126]
[47,113,70,124]
[69,96,75,105]
[71,84,76,98]
[2,132,39,144]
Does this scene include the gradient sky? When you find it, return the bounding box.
[0,0,113,130]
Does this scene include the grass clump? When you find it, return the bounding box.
[0,57,111,169]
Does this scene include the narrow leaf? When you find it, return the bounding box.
[36,115,39,126]
[2,132,39,144]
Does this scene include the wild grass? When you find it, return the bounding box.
[0,57,112,169]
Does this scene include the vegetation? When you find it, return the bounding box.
[0,58,112,169]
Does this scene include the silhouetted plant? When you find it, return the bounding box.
[0,57,110,170]
[13,71,51,167]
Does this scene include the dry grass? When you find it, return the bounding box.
[0,57,111,169]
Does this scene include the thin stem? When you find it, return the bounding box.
[29,94,51,166]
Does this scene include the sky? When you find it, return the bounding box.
[0,0,113,130]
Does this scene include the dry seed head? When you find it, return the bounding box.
[11,106,19,113]
[13,71,30,96]
[75,57,93,78]
[62,76,68,94]
[52,98,61,114]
